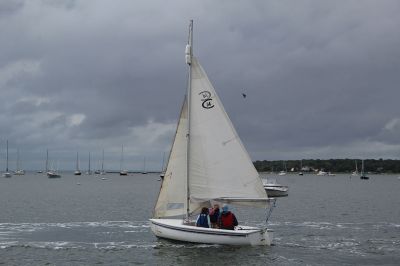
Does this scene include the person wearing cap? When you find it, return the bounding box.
[217,204,238,230]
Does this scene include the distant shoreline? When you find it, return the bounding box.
[254,159,400,174]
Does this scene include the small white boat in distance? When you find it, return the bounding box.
[14,170,25,175]
[262,179,288,197]
[351,160,359,176]
[47,170,61,178]
[119,145,128,175]
[150,21,274,246]
[119,170,128,176]
[74,152,81,175]
[360,159,369,180]
[278,171,286,176]
[14,149,25,175]
[316,170,328,176]
[3,172,12,178]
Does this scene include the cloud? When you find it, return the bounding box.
[1,0,400,170]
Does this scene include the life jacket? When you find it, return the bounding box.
[220,212,236,230]
[196,213,209,228]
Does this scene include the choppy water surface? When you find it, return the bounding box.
[0,173,399,265]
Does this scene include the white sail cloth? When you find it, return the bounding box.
[153,57,268,218]
[188,57,268,207]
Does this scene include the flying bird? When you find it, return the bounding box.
[242,93,247,98]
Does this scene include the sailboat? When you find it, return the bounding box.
[278,161,287,176]
[351,160,359,176]
[159,152,166,179]
[74,152,81,175]
[142,157,148,174]
[360,159,369,180]
[86,152,92,175]
[100,149,106,175]
[14,148,25,175]
[3,140,12,177]
[150,21,274,246]
[46,150,61,178]
[119,145,128,175]
[298,159,303,176]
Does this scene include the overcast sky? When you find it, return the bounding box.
[1,0,400,171]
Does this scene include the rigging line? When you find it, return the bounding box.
[265,198,277,224]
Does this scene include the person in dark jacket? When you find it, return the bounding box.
[196,207,211,228]
[218,204,238,230]
[209,204,220,228]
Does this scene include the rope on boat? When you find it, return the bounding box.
[265,198,277,224]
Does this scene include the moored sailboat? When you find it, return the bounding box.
[149,21,274,246]
[14,148,25,175]
[2,140,12,178]
[360,159,369,180]
[119,145,128,175]
[351,160,359,176]
[46,150,61,178]
[74,152,81,175]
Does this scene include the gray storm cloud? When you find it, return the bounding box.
[1,0,399,170]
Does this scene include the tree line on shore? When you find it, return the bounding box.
[253,159,400,174]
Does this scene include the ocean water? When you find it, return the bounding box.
[0,173,399,265]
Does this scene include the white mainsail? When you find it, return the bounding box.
[188,57,268,207]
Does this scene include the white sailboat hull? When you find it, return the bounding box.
[3,172,12,178]
[150,219,273,246]
[47,171,61,178]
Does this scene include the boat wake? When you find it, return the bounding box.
[0,221,152,250]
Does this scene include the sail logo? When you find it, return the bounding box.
[199,91,214,109]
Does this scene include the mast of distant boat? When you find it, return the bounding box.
[46,149,49,173]
[101,149,104,174]
[6,140,9,173]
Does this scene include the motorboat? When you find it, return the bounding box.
[316,170,328,176]
[262,179,289,197]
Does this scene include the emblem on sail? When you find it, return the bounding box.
[199,91,214,109]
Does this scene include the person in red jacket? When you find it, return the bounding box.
[217,204,238,230]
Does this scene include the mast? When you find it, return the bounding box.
[161,151,165,172]
[185,20,193,219]
[101,149,104,173]
[16,148,19,171]
[46,149,48,172]
[6,140,9,172]
[88,152,91,174]
[76,152,80,171]
[120,145,124,171]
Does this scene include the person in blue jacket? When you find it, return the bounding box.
[196,207,211,228]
